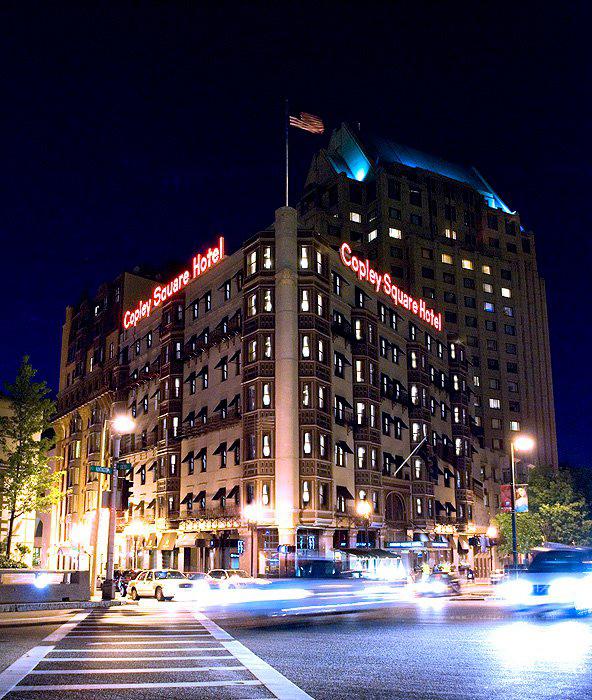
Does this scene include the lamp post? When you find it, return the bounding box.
[243,504,260,577]
[356,499,372,549]
[509,434,535,569]
[102,414,135,601]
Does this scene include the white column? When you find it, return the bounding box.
[274,206,299,540]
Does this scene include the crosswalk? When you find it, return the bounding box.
[0,604,312,699]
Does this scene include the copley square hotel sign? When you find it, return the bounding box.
[340,242,443,331]
[122,237,225,329]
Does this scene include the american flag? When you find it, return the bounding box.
[289,112,325,134]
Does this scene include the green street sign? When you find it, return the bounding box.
[116,461,133,474]
[89,464,113,474]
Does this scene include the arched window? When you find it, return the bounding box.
[385,492,406,524]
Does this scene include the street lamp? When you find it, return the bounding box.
[510,434,535,569]
[243,504,261,577]
[102,413,135,600]
[356,499,372,549]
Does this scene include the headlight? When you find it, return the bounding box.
[549,577,579,604]
[500,578,532,603]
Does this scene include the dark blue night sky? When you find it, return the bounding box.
[0,3,590,465]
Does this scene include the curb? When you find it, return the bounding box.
[0,600,137,613]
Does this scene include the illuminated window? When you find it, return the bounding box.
[482,265,491,275]
[441,253,453,265]
[262,383,271,407]
[248,251,257,275]
[410,385,419,405]
[318,385,326,410]
[263,246,273,269]
[319,434,327,458]
[262,483,270,506]
[354,319,363,340]
[262,433,271,458]
[510,420,520,431]
[484,302,495,312]
[317,339,325,362]
[316,251,323,274]
[301,335,310,359]
[462,259,474,270]
[473,375,480,387]
[302,432,312,456]
[316,293,324,317]
[302,383,311,407]
[389,227,402,239]
[299,245,310,270]
[263,289,273,312]
[350,211,361,223]
[248,293,257,317]
[416,498,422,515]
[248,340,257,362]
[444,228,457,240]
[501,287,512,298]
[302,481,311,506]
[357,446,366,469]
[412,422,422,442]
[483,283,493,293]
[368,229,378,242]
[414,458,422,480]
[355,359,363,383]
[263,335,273,358]
[489,398,501,409]
[356,402,365,425]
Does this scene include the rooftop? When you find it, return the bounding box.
[327,123,513,214]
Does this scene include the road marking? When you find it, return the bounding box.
[193,612,314,700]
[86,639,216,645]
[10,680,264,692]
[0,610,88,699]
[46,645,224,653]
[67,632,210,638]
[30,665,246,674]
[42,654,235,662]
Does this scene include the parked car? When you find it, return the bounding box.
[127,569,193,601]
[500,547,592,614]
[415,572,461,597]
[207,569,264,588]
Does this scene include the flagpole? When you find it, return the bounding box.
[285,98,289,207]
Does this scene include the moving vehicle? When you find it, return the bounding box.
[500,547,592,614]
[207,569,264,588]
[415,572,461,597]
[127,569,193,601]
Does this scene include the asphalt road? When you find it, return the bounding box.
[0,586,590,700]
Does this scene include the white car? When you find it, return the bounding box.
[127,569,194,601]
[207,569,265,588]
[500,547,592,614]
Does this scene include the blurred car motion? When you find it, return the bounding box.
[207,569,268,588]
[127,569,193,601]
[415,572,461,597]
[500,546,592,614]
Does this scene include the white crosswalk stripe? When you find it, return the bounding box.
[0,603,313,699]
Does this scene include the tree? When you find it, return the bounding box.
[527,465,592,547]
[0,357,61,558]
[494,511,544,556]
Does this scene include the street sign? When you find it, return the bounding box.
[89,465,113,475]
[116,461,132,471]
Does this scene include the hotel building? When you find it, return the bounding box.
[299,123,557,486]
[53,205,493,578]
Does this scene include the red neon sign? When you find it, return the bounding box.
[339,242,442,332]
[123,237,225,329]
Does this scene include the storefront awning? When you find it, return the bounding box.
[193,490,206,502]
[336,440,354,455]
[338,548,400,559]
[227,485,240,500]
[145,533,157,549]
[212,487,226,501]
[158,532,177,551]
[180,493,193,505]
[336,485,354,500]
[176,534,206,548]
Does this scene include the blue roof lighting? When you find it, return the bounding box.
[327,125,514,213]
